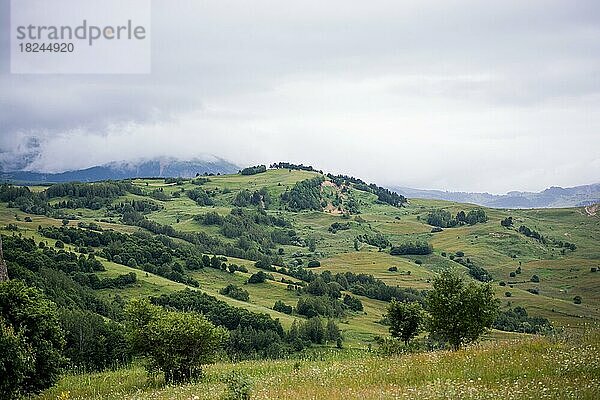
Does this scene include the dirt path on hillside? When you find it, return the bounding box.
[584,204,599,216]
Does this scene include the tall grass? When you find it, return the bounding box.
[38,329,600,400]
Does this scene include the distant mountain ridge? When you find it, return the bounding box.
[0,157,240,183]
[391,183,600,209]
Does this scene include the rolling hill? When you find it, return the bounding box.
[2,167,598,339]
[2,166,599,399]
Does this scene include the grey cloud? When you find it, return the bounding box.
[0,0,599,192]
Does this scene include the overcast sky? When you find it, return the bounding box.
[1,0,599,193]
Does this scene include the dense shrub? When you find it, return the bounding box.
[240,165,267,175]
[357,233,390,249]
[281,177,325,211]
[0,280,65,398]
[59,309,130,372]
[343,294,364,311]
[248,271,268,284]
[126,299,226,383]
[220,285,250,302]
[273,300,293,314]
[152,290,287,358]
[187,188,214,206]
[493,307,552,334]
[500,217,513,227]
[390,241,432,256]
[296,296,344,318]
[329,222,351,233]
[518,225,546,244]
[427,208,487,228]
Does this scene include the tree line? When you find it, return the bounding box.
[427,208,488,228]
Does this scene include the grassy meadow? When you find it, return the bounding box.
[38,329,600,400]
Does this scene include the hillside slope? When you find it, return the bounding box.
[1,167,599,346]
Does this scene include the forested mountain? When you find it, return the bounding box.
[0,157,239,183]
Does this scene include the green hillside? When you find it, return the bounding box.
[2,168,599,344]
[2,166,600,399]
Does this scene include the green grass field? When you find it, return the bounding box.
[37,329,600,400]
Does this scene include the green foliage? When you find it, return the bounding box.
[187,188,214,206]
[248,271,268,284]
[109,199,162,215]
[0,319,30,400]
[518,225,546,243]
[465,209,488,225]
[296,295,344,318]
[357,233,391,249]
[271,162,321,173]
[59,309,131,372]
[281,177,325,211]
[390,241,432,255]
[0,280,65,398]
[73,272,137,290]
[427,209,455,228]
[327,174,406,207]
[196,208,296,252]
[219,284,250,302]
[343,294,364,311]
[427,208,487,228]
[387,300,423,345]
[273,300,293,314]
[300,317,325,344]
[240,165,267,176]
[39,226,199,287]
[426,271,499,350]
[125,298,227,383]
[307,260,321,268]
[325,319,341,342]
[307,236,317,252]
[493,307,552,334]
[152,290,286,359]
[222,371,253,400]
[500,216,513,227]
[233,188,272,209]
[450,256,492,282]
[329,222,350,233]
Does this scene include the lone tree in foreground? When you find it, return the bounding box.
[387,300,423,345]
[427,271,499,350]
[126,299,227,383]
